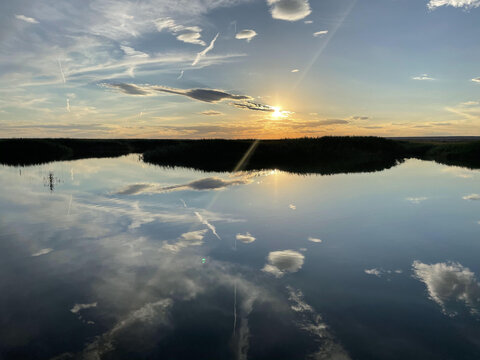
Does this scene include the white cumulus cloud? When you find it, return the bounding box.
[235,29,257,42]
[262,250,305,277]
[267,0,312,21]
[427,0,480,10]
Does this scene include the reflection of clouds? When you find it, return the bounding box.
[263,250,305,277]
[406,197,428,204]
[115,176,252,195]
[195,211,221,240]
[463,193,480,200]
[364,268,382,277]
[236,232,255,244]
[267,0,311,21]
[308,237,322,243]
[31,248,53,256]
[70,302,97,314]
[441,167,474,178]
[162,229,207,252]
[287,286,351,360]
[413,260,480,316]
[365,268,403,277]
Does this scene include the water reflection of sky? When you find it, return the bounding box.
[1,155,480,359]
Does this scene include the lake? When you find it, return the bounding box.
[1,154,480,360]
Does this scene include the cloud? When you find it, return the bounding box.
[289,204,296,210]
[177,32,206,46]
[308,237,322,243]
[463,193,480,200]
[267,0,312,21]
[232,101,275,112]
[155,86,249,103]
[120,46,149,58]
[262,250,305,277]
[461,101,479,106]
[350,116,369,121]
[236,232,256,244]
[472,77,480,83]
[200,110,224,116]
[235,29,257,42]
[304,20,313,24]
[192,33,219,66]
[162,229,208,252]
[31,248,54,257]
[427,0,480,10]
[70,302,98,314]
[365,268,382,277]
[195,211,221,240]
[291,69,299,73]
[104,83,250,103]
[104,83,153,95]
[154,17,205,45]
[413,260,480,315]
[177,70,184,80]
[115,176,252,195]
[412,74,435,81]
[313,30,328,37]
[15,14,39,24]
[406,197,428,204]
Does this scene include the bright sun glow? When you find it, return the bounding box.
[271,106,288,119]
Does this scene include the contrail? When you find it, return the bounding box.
[233,281,237,337]
[177,70,184,79]
[57,59,66,84]
[192,33,219,66]
[195,211,220,239]
[293,0,356,90]
[66,98,70,112]
[67,194,73,215]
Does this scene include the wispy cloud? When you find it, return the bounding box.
[308,237,322,243]
[463,193,480,200]
[472,77,480,83]
[200,110,224,116]
[31,248,54,257]
[313,30,328,37]
[155,17,206,45]
[162,229,208,252]
[267,0,312,21]
[427,0,480,10]
[412,74,435,81]
[232,101,275,112]
[235,29,257,42]
[15,14,39,24]
[291,69,300,73]
[262,250,305,277]
[70,302,97,314]
[406,196,428,204]
[192,33,219,66]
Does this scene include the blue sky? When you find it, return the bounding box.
[0,0,479,138]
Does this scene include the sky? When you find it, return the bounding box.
[0,0,479,138]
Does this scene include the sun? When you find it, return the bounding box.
[271,106,285,119]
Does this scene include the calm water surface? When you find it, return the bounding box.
[1,155,480,359]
